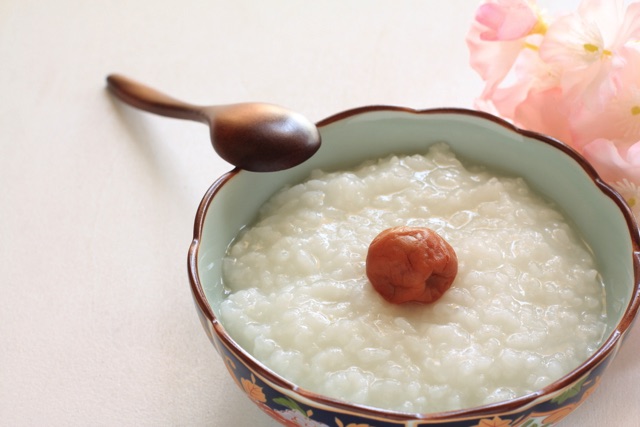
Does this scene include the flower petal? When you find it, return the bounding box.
[577,0,624,46]
[539,13,605,69]
[614,2,640,48]
[467,21,527,94]
[583,138,640,184]
[476,0,538,41]
[513,86,574,144]
[570,47,640,146]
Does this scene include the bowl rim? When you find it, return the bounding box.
[187,106,640,421]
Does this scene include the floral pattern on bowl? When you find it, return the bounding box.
[196,305,613,427]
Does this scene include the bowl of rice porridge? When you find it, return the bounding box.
[187,107,640,426]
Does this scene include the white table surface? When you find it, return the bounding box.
[2,1,639,426]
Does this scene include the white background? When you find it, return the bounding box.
[1,1,638,426]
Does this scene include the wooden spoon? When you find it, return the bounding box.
[106,74,321,172]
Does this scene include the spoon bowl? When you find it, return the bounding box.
[106,74,321,172]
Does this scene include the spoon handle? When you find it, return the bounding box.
[106,74,209,123]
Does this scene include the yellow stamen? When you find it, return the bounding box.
[529,19,548,36]
[584,43,600,53]
[524,42,539,51]
[629,197,636,207]
[632,106,640,116]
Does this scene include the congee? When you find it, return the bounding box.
[219,143,607,413]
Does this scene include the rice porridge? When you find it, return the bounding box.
[219,143,606,413]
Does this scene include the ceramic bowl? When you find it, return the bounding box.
[187,107,640,426]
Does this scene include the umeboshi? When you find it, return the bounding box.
[365,226,458,304]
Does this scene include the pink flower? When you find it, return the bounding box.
[513,86,573,143]
[569,46,640,148]
[582,138,640,217]
[611,178,640,217]
[476,0,539,41]
[468,0,640,218]
[467,0,546,104]
[583,138,640,184]
[539,0,640,101]
[489,41,563,128]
